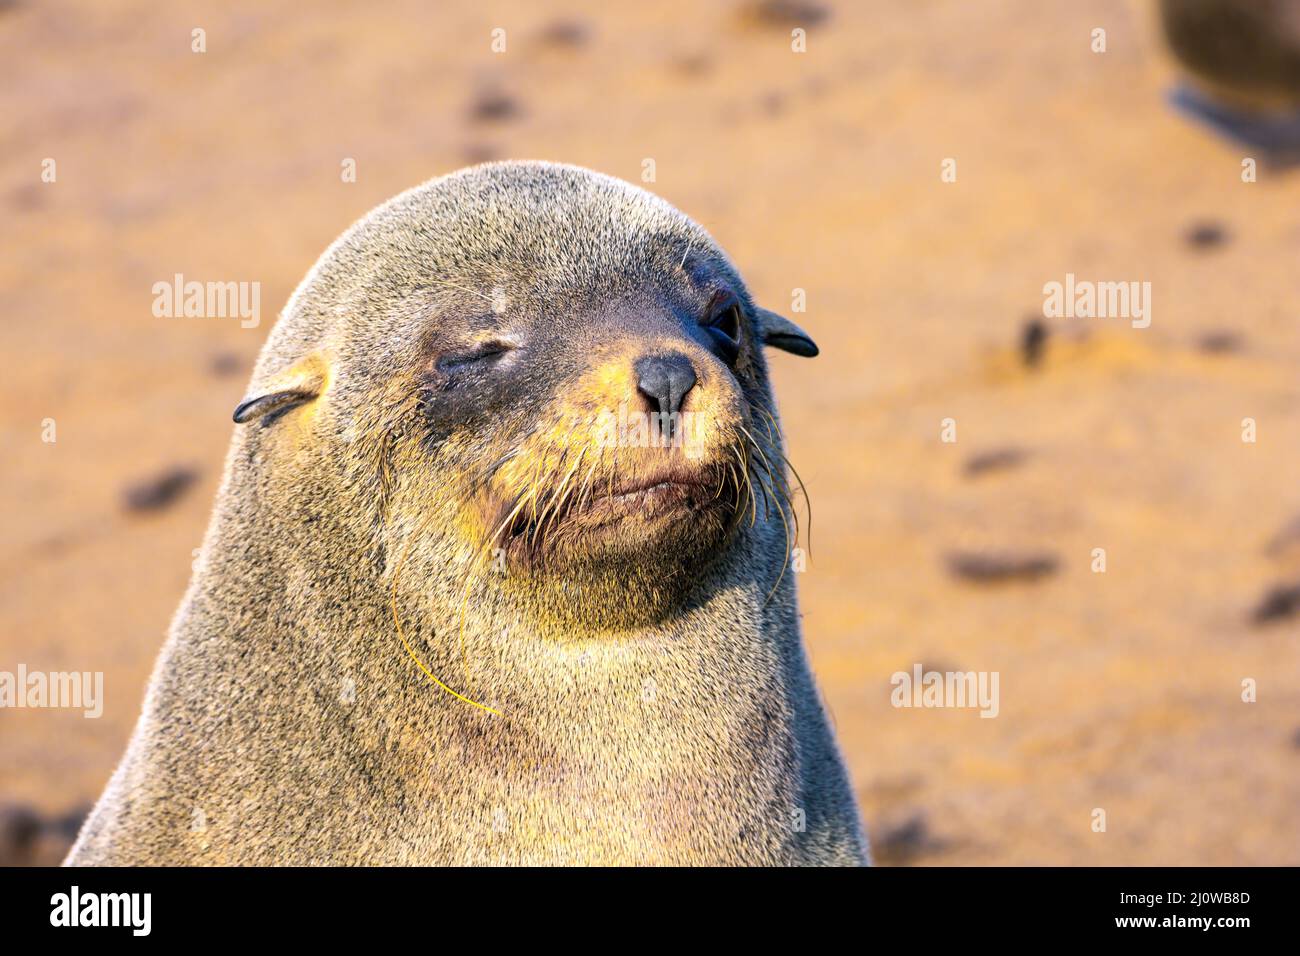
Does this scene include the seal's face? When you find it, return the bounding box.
[427,268,759,579]
[234,162,818,628]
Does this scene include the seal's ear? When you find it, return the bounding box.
[755,308,819,358]
[233,354,328,424]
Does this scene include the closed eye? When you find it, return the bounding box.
[437,339,515,372]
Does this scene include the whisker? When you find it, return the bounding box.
[757,407,812,558]
[736,422,800,606]
[763,483,794,607]
[534,445,587,550]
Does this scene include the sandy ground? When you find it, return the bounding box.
[2,0,1298,865]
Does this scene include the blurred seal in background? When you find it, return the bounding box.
[1160,0,1300,160]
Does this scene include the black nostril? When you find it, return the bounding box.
[634,353,697,417]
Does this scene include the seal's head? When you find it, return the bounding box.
[232,161,816,632]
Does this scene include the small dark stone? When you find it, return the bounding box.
[1185,220,1229,250]
[672,52,713,77]
[739,0,831,29]
[537,18,589,49]
[31,532,74,558]
[1197,330,1243,354]
[946,550,1059,585]
[1251,582,1300,624]
[209,350,244,377]
[9,183,43,212]
[1021,317,1049,368]
[122,465,198,513]
[0,803,43,865]
[963,447,1029,478]
[872,812,948,866]
[468,88,521,123]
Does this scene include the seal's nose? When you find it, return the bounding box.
[635,353,697,417]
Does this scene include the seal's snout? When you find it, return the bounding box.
[466,335,751,575]
[634,353,697,419]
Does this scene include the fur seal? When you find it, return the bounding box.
[1160,0,1300,157]
[1159,0,1300,108]
[67,161,869,866]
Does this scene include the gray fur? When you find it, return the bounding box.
[67,161,868,866]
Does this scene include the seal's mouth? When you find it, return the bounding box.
[558,471,714,529]
[496,458,734,559]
